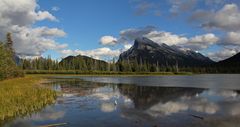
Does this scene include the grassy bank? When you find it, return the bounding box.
[0,76,56,123]
[25,70,193,75]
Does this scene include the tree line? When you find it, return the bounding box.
[1,32,239,76]
[20,56,240,73]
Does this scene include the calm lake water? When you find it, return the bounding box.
[4,74,240,127]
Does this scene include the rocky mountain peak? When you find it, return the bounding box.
[118,37,214,67]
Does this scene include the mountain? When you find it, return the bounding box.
[60,55,108,71]
[118,37,214,67]
[216,53,240,67]
[14,55,21,65]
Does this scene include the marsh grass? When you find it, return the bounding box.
[0,76,56,124]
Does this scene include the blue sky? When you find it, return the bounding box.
[1,0,240,61]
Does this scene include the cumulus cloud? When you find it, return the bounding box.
[222,31,240,46]
[30,27,66,37]
[0,0,66,57]
[144,31,188,45]
[99,26,156,46]
[100,36,118,45]
[35,11,57,21]
[197,4,240,31]
[60,47,121,60]
[119,26,188,46]
[101,26,219,52]
[184,33,219,51]
[0,0,57,26]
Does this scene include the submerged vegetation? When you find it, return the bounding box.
[0,76,56,124]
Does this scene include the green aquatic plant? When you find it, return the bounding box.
[0,76,56,124]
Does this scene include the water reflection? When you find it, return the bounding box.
[5,77,240,127]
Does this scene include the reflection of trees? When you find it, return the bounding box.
[47,78,106,96]
[236,90,240,94]
[118,84,204,110]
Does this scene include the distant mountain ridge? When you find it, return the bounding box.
[118,37,214,67]
[59,55,108,71]
[28,37,239,73]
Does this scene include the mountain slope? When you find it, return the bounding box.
[59,55,108,71]
[216,53,240,66]
[118,37,214,67]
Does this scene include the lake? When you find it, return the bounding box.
[4,74,240,127]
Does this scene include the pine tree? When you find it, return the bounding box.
[6,33,13,52]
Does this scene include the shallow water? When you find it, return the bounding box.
[4,74,240,127]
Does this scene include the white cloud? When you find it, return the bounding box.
[52,6,60,12]
[31,27,66,37]
[146,97,219,117]
[0,0,57,26]
[207,47,239,61]
[201,4,240,31]
[190,99,219,114]
[223,31,240,46]
[144,31,188,45]
[35,11,57,21]
[0,0,65,57]
[117,26,189,46]
[100,36,118,45]
[10,25,67,57]
[106,26,219,51]
[60,47,121,60]
[147,101,188,116]
[184,33,219,50]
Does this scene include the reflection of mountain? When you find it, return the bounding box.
[118,84,204,110]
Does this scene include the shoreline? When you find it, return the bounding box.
[24,70,240,76]
[24,70,193,76]
[0,76,56,125]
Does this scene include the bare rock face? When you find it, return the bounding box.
[118,37,214,67]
